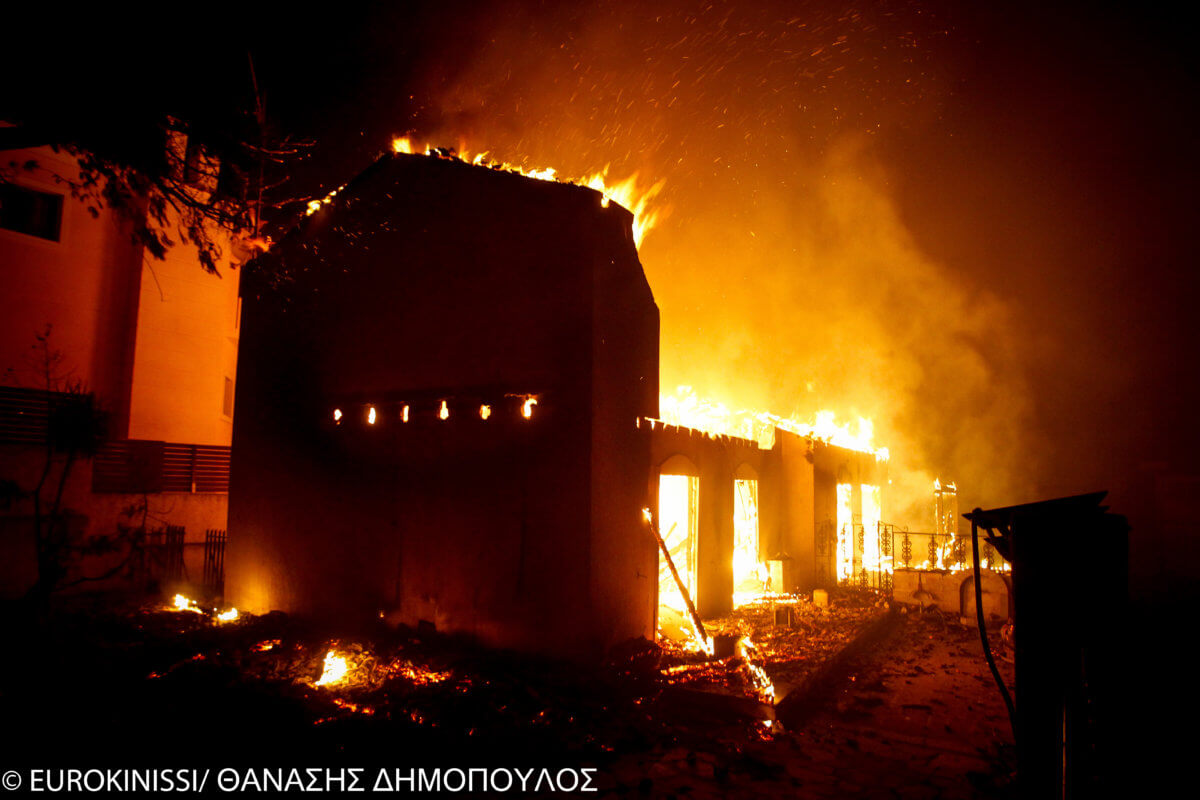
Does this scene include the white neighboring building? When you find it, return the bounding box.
[0,136,242,596]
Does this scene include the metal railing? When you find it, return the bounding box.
[820,522,1009,594]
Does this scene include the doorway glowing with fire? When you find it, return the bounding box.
[657,471,699,623]
[733,475,763,603]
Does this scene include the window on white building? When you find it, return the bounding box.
[0,183,63,241]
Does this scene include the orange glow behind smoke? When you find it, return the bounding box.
[386,4,1057,525]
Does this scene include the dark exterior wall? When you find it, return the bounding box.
[775,431,817,593]
[812,446,839,587]
[589,226,660,647]
[227,155,657,660]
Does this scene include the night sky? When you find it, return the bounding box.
[5,0,1197,570]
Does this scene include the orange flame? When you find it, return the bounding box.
[656,385,888,460]
[315,651,349,687]
[392,136,664,248]
[172,594,202,614]
[739,636,776,704]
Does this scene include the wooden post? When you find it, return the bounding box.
[647,515,708,649]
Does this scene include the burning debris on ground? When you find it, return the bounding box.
[1,589,987,793]
[658,588,888,713]
[0,596,692,764]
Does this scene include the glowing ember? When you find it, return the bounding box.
[367,406,377,425]
[172,594,202,614]
[252,639,281,652]
[216,608,239,623]
[657,385,889,460]
[333,408,342,423]
[305,185,344,216]
[480,404,491,420]
[381,659,453,686]
[522,397,537,419]
[332,698,375,716]
[401,404,410,423]
[391,136,664,248]
[439,400,450,420]
[315,651,349,687]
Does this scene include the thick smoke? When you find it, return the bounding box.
[398,0,1038,526]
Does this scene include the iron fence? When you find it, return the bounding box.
[130,524,185,587]
[203,529,227,594]
[829,523,1009,595]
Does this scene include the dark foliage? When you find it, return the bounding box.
[0,7,313,274]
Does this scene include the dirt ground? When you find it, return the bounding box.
[600,610,1016,799]
[783,610,1016,799]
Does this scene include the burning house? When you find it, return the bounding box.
[227,150,659,659]
[228,146,999,660]
[645,420,887,628]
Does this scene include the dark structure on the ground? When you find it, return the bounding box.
[966,494,1128,800]
[227,153,659,659]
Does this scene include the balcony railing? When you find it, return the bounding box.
[92,440,231,494]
